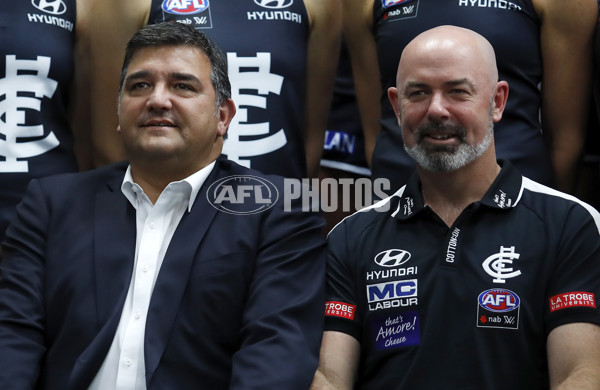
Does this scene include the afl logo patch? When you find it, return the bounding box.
[162,0,209,15]
[478,289,520,312]
[254,0,294,9]
[374,249,411,267]
[31,0,67,15]
[382,0,412,9]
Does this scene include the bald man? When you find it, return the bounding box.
[311,26,600,389]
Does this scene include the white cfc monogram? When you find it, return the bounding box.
[0,55,59,172]
[223,52,286,168]
[482,246,521,283]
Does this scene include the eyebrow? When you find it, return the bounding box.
[124,70,201,84]
[403,78,476,92]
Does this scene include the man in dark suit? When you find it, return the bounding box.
[0,22,326,390]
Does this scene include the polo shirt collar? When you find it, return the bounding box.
[391,160,524,221]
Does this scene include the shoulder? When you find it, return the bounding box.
[518,177,600,232]
[328,192,401,241]
[35,161,127,193]
[210,157,307,216]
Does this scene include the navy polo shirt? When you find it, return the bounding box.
[325,161,600,389]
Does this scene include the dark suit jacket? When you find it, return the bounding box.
[0,158,326,390]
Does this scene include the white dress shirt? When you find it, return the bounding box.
[89,162,215,390]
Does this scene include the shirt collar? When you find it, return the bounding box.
[391,160,524,221]
[121,161,216,212]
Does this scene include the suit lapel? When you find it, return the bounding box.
[94,178,137,324]
[69,167,137,389]
[144,164,222,384]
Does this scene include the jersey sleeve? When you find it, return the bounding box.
[324,220,363,340]
[545,202,600,333]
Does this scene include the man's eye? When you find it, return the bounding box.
[175,83,194,91]
[408,90,426,98]
[131,82,149,90]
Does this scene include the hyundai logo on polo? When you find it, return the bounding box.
[162,0,209,15]
[374,249,411,267]
[478,289,520,312]
[206,175,279,215]
[31,0,67,15]
[254,0,294,9]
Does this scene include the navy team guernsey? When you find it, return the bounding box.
[321,43,371,176]
[371,0,554,192]
[325,161,600,389]
[0,0,78,241]
[148,0,309,179]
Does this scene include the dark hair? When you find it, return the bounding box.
[119,22,231,106]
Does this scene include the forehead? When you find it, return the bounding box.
[126,45,211,78]
[398,44,486,88]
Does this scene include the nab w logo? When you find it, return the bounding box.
[374,249,411,267]
[254,0,294,9]
[403,5,415,14]
[31,0,67,15]
[384,0,419,20]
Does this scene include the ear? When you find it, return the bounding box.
[491,80,509,123]
[216,98,236,137]
[388,86,402,125]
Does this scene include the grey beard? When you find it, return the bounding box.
[405,124,494,172]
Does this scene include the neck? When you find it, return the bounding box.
[418,156,500,226]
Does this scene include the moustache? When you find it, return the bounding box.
[414,122,467,143]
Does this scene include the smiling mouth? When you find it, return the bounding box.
[427,133,455,140]
[142,120,176,128]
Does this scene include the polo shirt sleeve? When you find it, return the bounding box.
[545,202,600,333]
[324,220,363,341]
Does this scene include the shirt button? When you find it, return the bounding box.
[135,312,142,319]
[142,265,149,273]
[124,358,133,366]
[149,222,156,229]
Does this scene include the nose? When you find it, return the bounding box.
[426,92,450,122]
[146,84,173,111]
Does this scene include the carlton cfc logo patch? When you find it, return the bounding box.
[549,292,596,312]
[325,301,356,320]
[162,0,209,15]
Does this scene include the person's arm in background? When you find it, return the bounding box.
[310,331,360,390]
[88,0,151,167]
[303,0,342,179]
[71,0,93,171]
[536,0,597,192]
[343,0,381,167]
